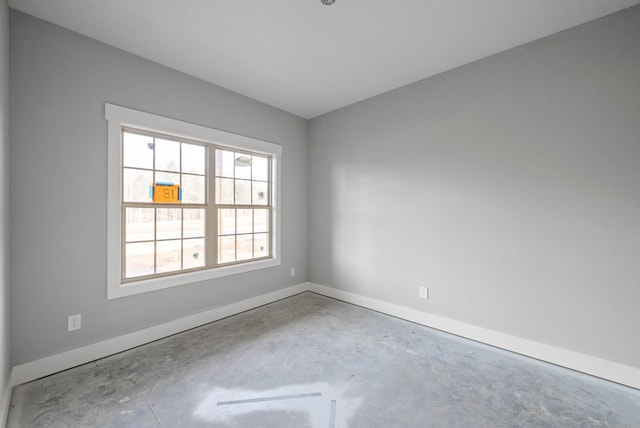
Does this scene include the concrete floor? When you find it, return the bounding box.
[7,292,640,427]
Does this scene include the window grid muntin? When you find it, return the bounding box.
[122,127,208,281]
[213,148,272,265]
[215,206,272,265]
[121,127,272,282]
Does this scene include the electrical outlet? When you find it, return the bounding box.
[68,314,82,332]
[290,267,296,277]
[419,287,429,300]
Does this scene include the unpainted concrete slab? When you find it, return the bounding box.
[7,293,640,427]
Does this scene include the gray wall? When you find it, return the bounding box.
[9,11,308,365]
[309,6,640,368]
[1,0,11,414]
[8,3,640,374]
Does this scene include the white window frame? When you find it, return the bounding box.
[106,103,282,299]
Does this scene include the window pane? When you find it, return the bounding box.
[235,179,251,204]
[156,240,182,273]
[254,209,269,233]
[123,168,153,202]
[218,209,235,235]
[182,174,205,204]
[155,171,180,187]
[237,209,253,234]
[156,208,181,240]
[182,143,205,175]
[216,178,234,204]
[254,233,269,258]
[123,132,153,169]
[252,156,269,181]
[218,236,235,263]
[215,149,234,178]
[234,154,252,180]
[183,209,205,238]
[125,208,154,242]
[237,234,253,260]
[117,121,277,285]
[183,238,205,269]
[155,138,180,172]
[252,181,268,205]
[125,242,155,278]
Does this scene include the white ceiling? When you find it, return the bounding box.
[8,0,640,119]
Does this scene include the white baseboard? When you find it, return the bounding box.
[10,281,640,391]
[10,283,308,387]
[307,282,640,390]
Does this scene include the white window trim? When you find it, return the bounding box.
[105,103,282,299]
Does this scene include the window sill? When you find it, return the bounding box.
[107,258,281,300]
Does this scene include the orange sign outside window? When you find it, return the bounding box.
[153,183,181,203]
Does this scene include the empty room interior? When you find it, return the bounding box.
[1,0,640,426]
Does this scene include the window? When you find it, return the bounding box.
[106,104,281,299]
